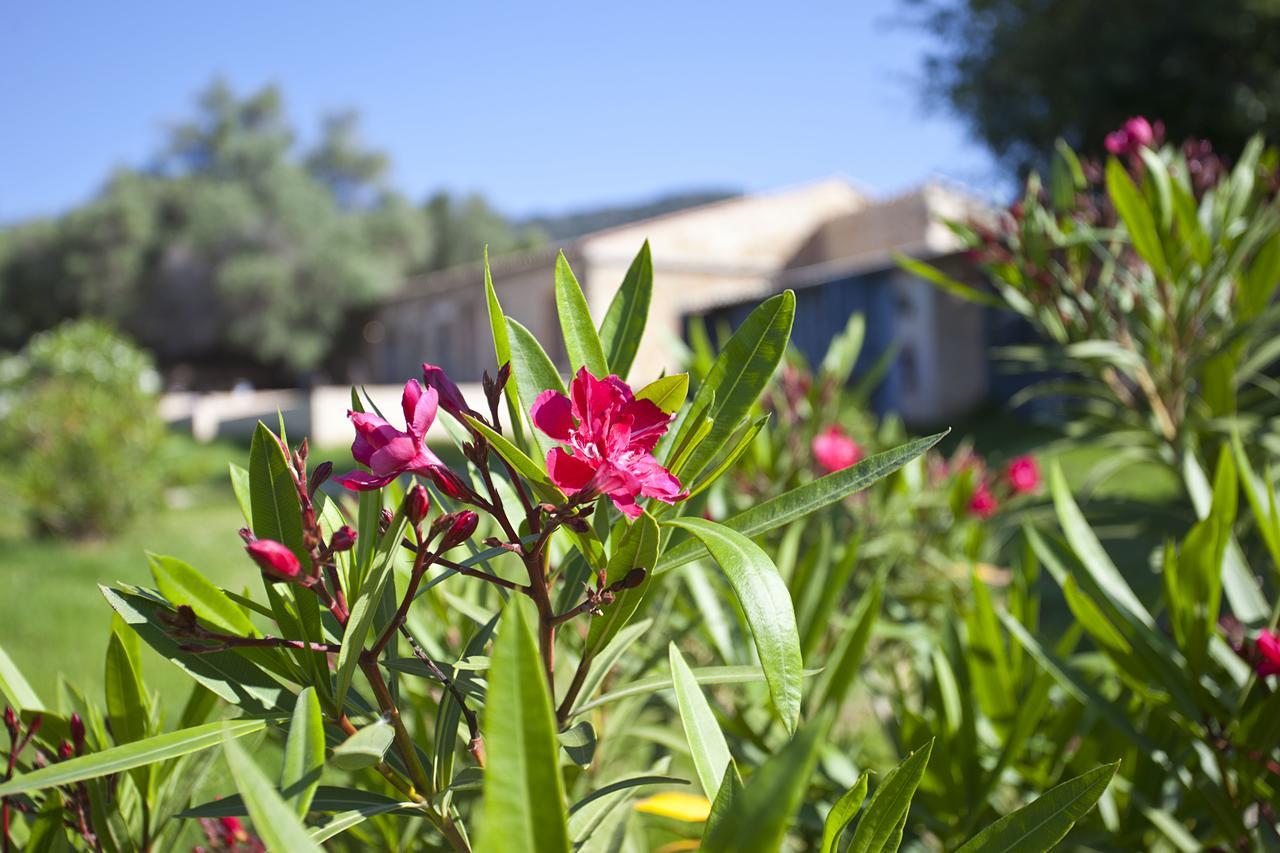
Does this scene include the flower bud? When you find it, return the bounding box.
[329,525,357,553]
[308,461,333,497]
[238,527,256,544]
[427,465,470,501]
[622,567,647,589]
[59,740,73,760]
[432,510,479,551]
[3,706,17,738]
[379,508,394,534]
[422,363,476,419]
[245,539,304,582]
[403,484,431,526]
[69,713,85,753]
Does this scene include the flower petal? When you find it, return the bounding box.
[546,447,597,493]
[407,383,438,439]
[334,470,397,491]
[531,390,575,441]
[620,397,671,451]
[369,435,421,475]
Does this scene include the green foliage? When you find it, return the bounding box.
[915,0,1280,167]
[0,319,164,537]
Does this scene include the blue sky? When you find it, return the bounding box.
[1,1,1000,223]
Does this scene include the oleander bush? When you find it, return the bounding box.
[0,319,164,538]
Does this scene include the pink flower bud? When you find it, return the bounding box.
[422,363,476,419]
[69,713,85,752]
[3,706,17,738]
[379,508,394,534]
[811,426,864,474]
[1005,455,1041,495]
[329,525,357,553]
[404,484,431,525]
[58,740,73,760]
[433,510,479,551]
[427,465,470,501]
[245,540,304,582]
[967,486,998,519]
[1256,629,1280,677]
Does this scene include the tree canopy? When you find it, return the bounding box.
[912,0,1280,169]
[0,81,540,382]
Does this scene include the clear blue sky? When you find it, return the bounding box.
[1,1,1000,223]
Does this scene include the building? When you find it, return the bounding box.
[353,178,992,426]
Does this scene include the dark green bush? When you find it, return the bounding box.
[0,320,164,537]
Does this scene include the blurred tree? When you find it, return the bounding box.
[910,0,1280,169]
[0,81,542,383]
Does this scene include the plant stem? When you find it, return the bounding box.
[359,660,433,798]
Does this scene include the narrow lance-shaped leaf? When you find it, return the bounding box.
[669,644,733,799]
[955,763,1119,853]
[702,710,832,853]
[223,732,324,853]
[599,240,653,378]
[507,317,567,456]
[586,512,660,654]
[822,774,870,853]
[281,686,325,817]
[555,250,609,377]
[249,421,308,564]
[0,718,271,797]
[674,290,795,481]
[663,518,803,732]
[150,553,257,637]
[844,740,934,853]
[477,598,570,853]
[484,247,526,444]
[656,433,945,574]
[0,644,41,713]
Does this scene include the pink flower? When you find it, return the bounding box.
[1256,629,1280,677]
[531,367,686,519]
[811,426,864,473]
[335,380,446,491]
[968,486,998,519]
[1105,116,1156,156]
[1005,455,1041,495]
[422,363,478,420]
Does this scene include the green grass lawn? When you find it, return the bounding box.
[0,438,260,707]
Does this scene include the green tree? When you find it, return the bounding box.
[911,0,1280,168]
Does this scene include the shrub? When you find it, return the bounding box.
[0,319,164,537]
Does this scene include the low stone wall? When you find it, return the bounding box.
[161,383,487,447]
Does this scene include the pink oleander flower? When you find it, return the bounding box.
[335,380,446,491]
[531,367,686,519]
[812,426,864,473]
[1005,455,1041,495]
[1256,629,1280,677]
[1105,116,1156,156]
[968,485,998,519]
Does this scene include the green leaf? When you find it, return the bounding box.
[812,572,883,711]
[686,415,769,499]
[894,252,1004,308]
[281,686,325,817]
[105,620,149,745]
[249,422,308,564]
[329,719,395,771]
[507,318,568,456]
[573,667,821,717]
[822,774,870,853]
[844,740,933,853]
[675,291,795,481]
[462,412,555,488]
[229,463,253,525]
[182,785,408,818]
[335,550,397,708]
[483,248,526,445]
[150,553,257,637]
[222,731,325,853]
[599,241,652,378]
[586,512,660,654]
[702,711,831,853]
[955,763,1119,852]
[0,644,41,712]
[635,373,688,415]
[669,644,732,799]
[572,619,652,714]
[0,718,270,797]
[555,250,609,377]
[1106,158,1169,279]
[662,518,803,732]
[558,721,598,767]
[703,761,744,843]
[310,797,419,843]
[656,433,945,574]
[477,598,570,853]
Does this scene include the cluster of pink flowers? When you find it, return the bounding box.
[333,364,687,522]
[1104,116,1164,157]
[964,453,1042,519]
[811,426,864,474]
